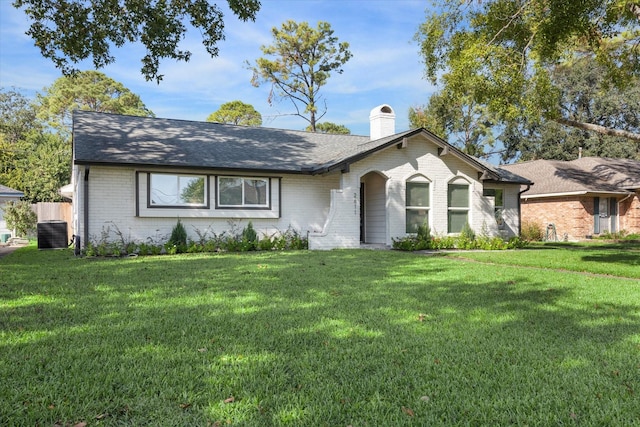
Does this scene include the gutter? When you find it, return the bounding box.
[522,190,629,200]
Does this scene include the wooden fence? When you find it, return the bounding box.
[33,202,73,241]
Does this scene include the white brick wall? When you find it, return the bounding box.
[76,165,340,246]
[310,133,522,248]
[74,132,521,250]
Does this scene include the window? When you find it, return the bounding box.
[448,182,469,233]
[149,173,207,207]
[406,179,430,233]
[218,177,269,208]
[483,188,504,228]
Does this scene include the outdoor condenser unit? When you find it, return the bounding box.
[37,221,68,249]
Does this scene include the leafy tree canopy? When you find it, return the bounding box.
[1,72,152,202]
[206,100,262,126]
[13,0,261,83]
[305,121,351,134]
[1,200,37,236]
[0,88,41,144]
[20,132,70,202]
[416,0,640,142]
[409,92,495,158]
[250,20,352,131]
[502,59,640,161]
[37,70,154,137]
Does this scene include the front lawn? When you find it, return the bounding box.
[1,246,639,426]
[445,241,640,278]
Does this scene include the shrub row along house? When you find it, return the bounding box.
[69,105,531,250]
[502,158,640,241]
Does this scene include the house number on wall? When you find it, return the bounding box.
[354,192,358,215]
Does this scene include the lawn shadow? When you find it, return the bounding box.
[582,252,640,265]
[2,249,639,425]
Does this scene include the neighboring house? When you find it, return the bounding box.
[70,106,531,250]
[501,157,640,240]
[0,184,24,241]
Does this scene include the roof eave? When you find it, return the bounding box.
[73,160,313,175]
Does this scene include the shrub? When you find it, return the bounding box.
[168,219,187,247]
[86,221,309,257]
[417,222,431,242]
[2,200,37,237]
[521,221,544,241]
[597,230,639,241]
[240,221,259,251]
[259,237,275,251]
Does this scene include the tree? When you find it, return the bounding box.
[37,70,154,137]
[206,100,262,126]
[0,88,40,144]
[409,91,495,158]
[2,72,152,202]
[415,0,640,143]
[250,20,352,131]
[13,0,261,83]
[0,88,41,189]
[305,122,350,134]
[21,132,71,202]
[501,59,640,162]
[2,200,37,237]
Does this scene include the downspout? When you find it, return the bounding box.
[617,193,633,231]
[518,184,532,237]
[83,166,90,249]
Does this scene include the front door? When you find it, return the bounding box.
[360,172,387,244]
[609,197,618,233]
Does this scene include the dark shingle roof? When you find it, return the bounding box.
[72,110,530,183]
[501,157,640,196]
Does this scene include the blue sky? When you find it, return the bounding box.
[0,0,435,136]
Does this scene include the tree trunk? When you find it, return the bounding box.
[310,110,316,132]
[553,117,640,142]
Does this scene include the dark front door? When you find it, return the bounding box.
[610,197,618,233]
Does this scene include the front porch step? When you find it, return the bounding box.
[360,243,390,250]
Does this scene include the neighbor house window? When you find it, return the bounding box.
[218,177,269,208]
[448,181,469,233]
[406,178,430,233]
[149,173,207,207]
[483,188,504,228]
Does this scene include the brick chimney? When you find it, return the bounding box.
[369,104,395,140]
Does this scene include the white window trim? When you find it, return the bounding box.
[447,178,471,234]
[405,175,431,233]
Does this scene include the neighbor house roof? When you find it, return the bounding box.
[72,110,530,184]
[501,157,640,198]
[0,184,24,198]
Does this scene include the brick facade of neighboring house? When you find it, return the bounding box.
[620,192,640,232]
[502,158,640,240]
[521,196,604,240]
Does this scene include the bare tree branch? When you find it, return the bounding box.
[554,117,640,142]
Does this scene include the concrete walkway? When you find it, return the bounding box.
[0,243,27,258]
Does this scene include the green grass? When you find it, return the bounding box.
[1,244,639,426]
[444,241,640,278]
